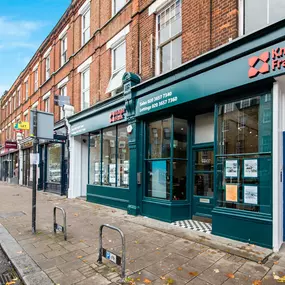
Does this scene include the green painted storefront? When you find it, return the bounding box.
[69,19,285,249]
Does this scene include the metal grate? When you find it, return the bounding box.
[0,272,17,285]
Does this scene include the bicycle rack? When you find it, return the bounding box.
[53,206,67,241]
[97,224,126,282]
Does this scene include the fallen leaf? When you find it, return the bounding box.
[252,280,262,285]
[16,251,23,254]
[143,278,152,284]
[160,276,166,280]
[226,273,235,279]
[278,276,285,283]
[77,256,83,259]
[274,261,279,265]
[189,271,199,277]
[5,282,16,285]
[74,213,78,217]
[177,267,183,271]
[214,269,220,273]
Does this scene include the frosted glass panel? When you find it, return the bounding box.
[195,113,214,144]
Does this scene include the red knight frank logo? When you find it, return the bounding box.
[248,52,270,78]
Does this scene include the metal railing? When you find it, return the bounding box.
[97,224,126,282]
[53,206,67,241]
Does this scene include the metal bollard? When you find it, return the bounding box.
[97,224,126,282]
[53,206,67,241]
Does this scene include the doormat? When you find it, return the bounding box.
[171,219,212,234]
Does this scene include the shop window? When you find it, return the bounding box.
[47,144,62,183]
[147,117,187,200]
[106,41,126,96]
[81,68,90,110]
[217,94,272,213]
[82,8,90,45]
[243,0,285,35]
[89,123,129,188]
[113,0,126,15]
[157,0,182,74]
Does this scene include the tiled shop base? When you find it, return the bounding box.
[171,219,212,234]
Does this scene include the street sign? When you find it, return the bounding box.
[14,121,30,130]
[30,110,54,139]
[54,95,70,107]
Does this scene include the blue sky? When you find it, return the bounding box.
[0,0,70,96]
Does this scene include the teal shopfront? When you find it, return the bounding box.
[121,20,285,249]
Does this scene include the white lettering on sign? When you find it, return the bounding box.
[139,92,178,113]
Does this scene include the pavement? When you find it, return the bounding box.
[0,182,284,285]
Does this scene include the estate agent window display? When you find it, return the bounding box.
[216,94,272,214]
[89,123,130,188]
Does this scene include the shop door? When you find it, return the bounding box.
[192,148,214,220]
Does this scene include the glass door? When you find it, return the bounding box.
[192,148,214,219]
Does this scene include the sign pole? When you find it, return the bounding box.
[32,110,38,234]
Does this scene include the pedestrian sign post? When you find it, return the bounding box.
[14,121,30,130]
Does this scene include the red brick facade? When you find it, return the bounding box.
[0,0,239,145]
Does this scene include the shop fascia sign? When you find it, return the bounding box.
[109,108,126,123]
[248,47,285,78]
[14,121,30,130]
[4,141,17,149]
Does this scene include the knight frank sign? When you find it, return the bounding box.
[248,47,285,78]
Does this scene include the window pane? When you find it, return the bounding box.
[195,150,214,171]
[83,69,90,90]
[269,0,285,24]
[83,9,90,29]
[172,36,182,69]
[173,118,187,158]
[89,133,101,185]
[117,124,129,188]
[148,118,171,158]
[194,173,214,197]
[218,97,264,154]
[147,160,170,200]
[114,0,125,14]
[103,127,116,186]
[245,0,267,34]
[114,42,126,71]
[161,42,171,73]
[47,144,61,183]
[173,160,187,200]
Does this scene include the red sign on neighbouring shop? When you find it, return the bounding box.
[4,141,17,149]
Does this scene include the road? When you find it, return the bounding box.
[0,247,22,285]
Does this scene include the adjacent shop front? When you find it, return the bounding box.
[19,138,33,187]
[121,20,285,250]
[38,124,68,195]
[68,97,130,209]
[0,141,19,184]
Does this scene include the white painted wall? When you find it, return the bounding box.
[272,77,285,251]
[68,135,89,198]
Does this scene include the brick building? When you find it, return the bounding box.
[1,0,285,249]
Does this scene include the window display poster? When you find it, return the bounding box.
[244,159,258,178]
[94,173,100,183]
[123,173,129,185]
[225,159,238,177]
[226,184,238,202]
[244,185,258,205]
[124,161,129,172]
[151,160,167,199]
[109,164,116,184]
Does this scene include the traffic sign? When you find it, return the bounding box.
[14,121,30,130]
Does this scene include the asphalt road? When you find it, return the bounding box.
[0,247,22,285]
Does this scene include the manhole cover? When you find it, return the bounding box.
[0,212,26,219]
[0,272,17,285]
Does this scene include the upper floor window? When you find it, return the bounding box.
[106,41,126,96]
[157,0,182,74]
[81,68,90,110]
[61,34,68,66]
[113,0,126,15]
[82,8,90,45]
[243,0,285,34]
[44,98,50,113]
[17,88,21,107]
[25,81,29,100]
[34,69,38,92]
[46,55,50,80]
[13,94,16,110]
[60,85,67,119]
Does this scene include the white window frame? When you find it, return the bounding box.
[106,40,126,95]
[81,67,90,110]
[82,8,91,46]
[155,0,182,75]
[17,87,21,107]
[112,0,126,16]
[46,55,51,80]
[44,98,50,113]
[60,85,67,119]
[34,68,38,92]
[25,81,29,100]
[13,92,16,110]
[61,34,68,66]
